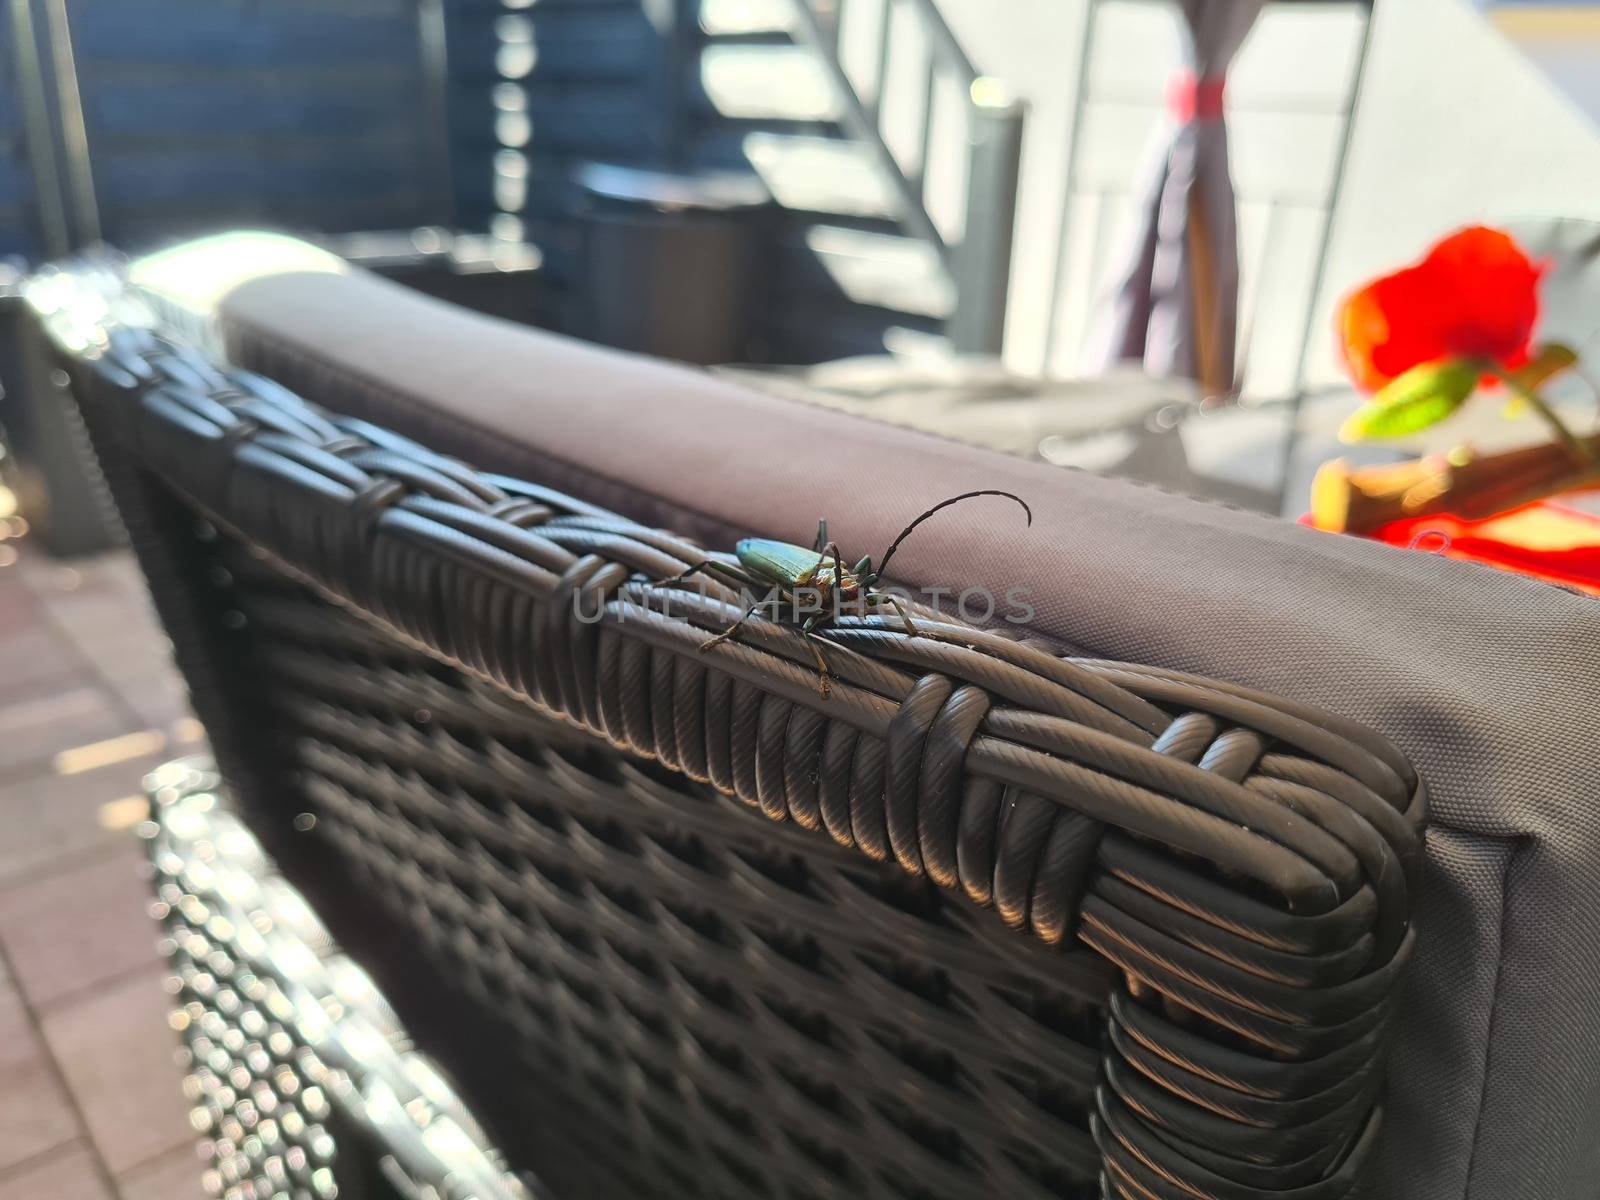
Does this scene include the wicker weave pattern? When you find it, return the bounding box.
[224,553,1112,1197]
[146,759,536,1200]
[67,310,1424,1198]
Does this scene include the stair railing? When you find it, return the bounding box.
[783,0,1024,355]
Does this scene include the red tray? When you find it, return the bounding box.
[1307,495,1600,597]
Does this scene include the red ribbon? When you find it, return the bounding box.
[1167,70,1227,122]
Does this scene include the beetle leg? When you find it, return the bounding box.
[813,519,829,552]
[791,614,835,697]
[828,541,847,589]
[808,542,844,580]
[659,560,760,601]
[703,598,833,697]
[700,596,773,651]
[809,540,849,624]
[831,546,851,626]
[798,628,832,698]
[700,584,792,650]
[660,559,718,585]
[872,591,920,638]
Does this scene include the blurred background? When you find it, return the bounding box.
[0,0,1596,592]
[1,0,1596,549]
[0,0,1592,372]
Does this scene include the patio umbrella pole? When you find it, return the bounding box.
[1081,0,1265,396]
[1187,187,1224,396]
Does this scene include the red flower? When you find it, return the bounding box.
[1338,226,1544,393]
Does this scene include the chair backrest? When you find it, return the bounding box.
[30,233,1600,1199]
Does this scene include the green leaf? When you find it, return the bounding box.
[1503,342,1579,417]
[1341,359,1481,441]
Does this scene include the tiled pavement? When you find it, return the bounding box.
[0,541,207,1199]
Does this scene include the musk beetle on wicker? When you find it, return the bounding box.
[663,490,1032,695]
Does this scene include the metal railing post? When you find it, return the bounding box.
[948,84,1024,356]
[1272,0,1376,512]
[1043,0,1099,373]
[7,0,71,257]
[416,0,456,229]
[42,0,99,246]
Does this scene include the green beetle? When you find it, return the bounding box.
[664,489,1032,694]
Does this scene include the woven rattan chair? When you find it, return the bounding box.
[21,233,1592,1199]
[146,758,535,1200]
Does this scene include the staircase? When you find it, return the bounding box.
[478,0,1022,364]
[698,0,1023,360]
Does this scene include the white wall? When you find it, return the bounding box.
[931,0,1600,394]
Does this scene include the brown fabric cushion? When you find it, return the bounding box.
[138,238,1600,1200]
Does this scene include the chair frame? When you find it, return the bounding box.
[28,263,1424,1199]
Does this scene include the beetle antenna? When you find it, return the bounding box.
[875,490,1031,577]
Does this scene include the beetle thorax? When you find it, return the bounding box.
[814,561,863,599]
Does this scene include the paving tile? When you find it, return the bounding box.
[50,730,171,779]
[0,752,170,887]
[15,550,140,605]
[96,632,179,674]
[0,620,92,710]
[21,548,163,644]
[0,985,81,1172]
[0,554,38,597]
[0,689,133,778]
[0,848,159,1010]
[50,646,183,731]
[0,549,203,1183]
[107,673,192,735]
[41,637,172,711]
[0,1143,112,1200]
[45,593,169,667]
[40,971,192,1175]
[115,1143,207,1200]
